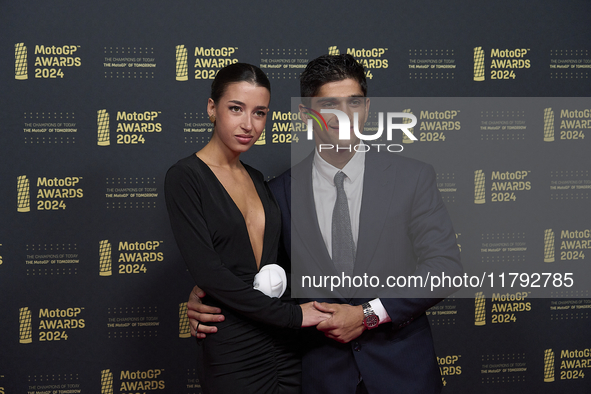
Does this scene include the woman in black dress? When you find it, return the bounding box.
[165,63,328,393]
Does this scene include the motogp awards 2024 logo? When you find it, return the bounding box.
[15,43,82,80]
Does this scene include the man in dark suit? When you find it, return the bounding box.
[187,54,462,393]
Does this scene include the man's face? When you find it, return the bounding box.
[300,78,370,149]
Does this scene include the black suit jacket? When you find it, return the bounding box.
[269,151,462,393]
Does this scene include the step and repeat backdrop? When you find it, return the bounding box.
[1,1,590,393]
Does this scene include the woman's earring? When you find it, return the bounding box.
[209,114,216,123]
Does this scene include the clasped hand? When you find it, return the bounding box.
[312,301,366,343]
[187,286,366,343]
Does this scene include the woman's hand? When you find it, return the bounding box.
[300,301,332,327]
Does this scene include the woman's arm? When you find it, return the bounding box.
[165,162,305,328]
[185,285,329,337]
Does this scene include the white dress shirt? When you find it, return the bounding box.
[312,148,391,325]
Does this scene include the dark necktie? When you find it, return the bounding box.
[332,171,356,276]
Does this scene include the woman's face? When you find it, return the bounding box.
[208,81,270,154]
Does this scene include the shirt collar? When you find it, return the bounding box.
[313,145,366,186]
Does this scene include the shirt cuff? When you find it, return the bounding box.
[369,299,391,324]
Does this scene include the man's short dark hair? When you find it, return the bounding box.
[300,54,367,98]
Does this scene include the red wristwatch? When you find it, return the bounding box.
[362,302,379,329]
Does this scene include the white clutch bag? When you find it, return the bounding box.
[253,264,287,298]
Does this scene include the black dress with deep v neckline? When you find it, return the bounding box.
[194,155,266,271]
[165,154,302,394]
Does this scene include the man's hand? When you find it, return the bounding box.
[187,285,225,338]
[314,302,365,343]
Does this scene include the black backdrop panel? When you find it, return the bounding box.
[1,1,590,393]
